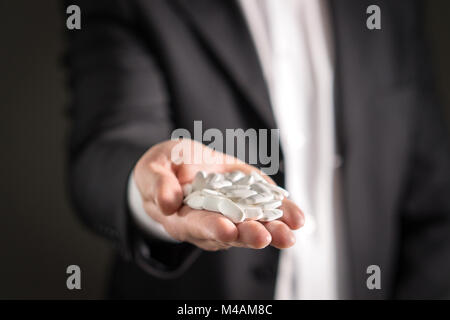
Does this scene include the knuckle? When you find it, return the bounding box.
[214,219,238,243]
[254,234,271,249]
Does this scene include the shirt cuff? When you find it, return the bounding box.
[127,171,180,243]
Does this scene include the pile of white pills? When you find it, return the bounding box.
[182,170,289,223]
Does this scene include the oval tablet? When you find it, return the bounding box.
[264,184,289,198]
[192,171,207,191]
[250,182,271,194]
[261,200,282,210]
[202,189,223,196]
[240,192,274,205]
[219,185,250,193]
[260,209,283,221]
[206,172,224,183]
[183,190,203,204]
[273,193,284,201]
[235,175,256,185]
[182,183,193,197]
[225,189,258,199]
[207,180,232,190]
[250,171,265,182]
[186,195,205,210]
[202,195,223,212]
[241,206,263,220]
[225,170,245,182]
[218,198,245,223]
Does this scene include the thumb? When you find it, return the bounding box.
[153,168,184,215]
[135,161,184,216]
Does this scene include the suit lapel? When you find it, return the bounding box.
[171,0,276,129]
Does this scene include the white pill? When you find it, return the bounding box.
[184,170,290,223]
[186,195,205,210]
[261,200,282,210]
[202,189,223,196]
[225,170,245,182]
[240,192,274,205]
[192,171,207,191]
[217,198,245,223]
[207,180,232,190]
[197,170,208,178]
[202,195,223,212]
[235,175,255,185]
[273,193,284,201]
[250,171,265,182]
[250,182,271,194]
[241,206,263,220]
[206,172,224,183]
[264,184,289,198]
[219,185,250,193]
[260,209,283,221]
[225,189,258,199]
[182,183,193,197]
[183,190,203,204]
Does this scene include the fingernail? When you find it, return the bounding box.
[298,212,306,227]
[289,234,296,245]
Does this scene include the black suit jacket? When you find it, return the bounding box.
[65,0,450,299]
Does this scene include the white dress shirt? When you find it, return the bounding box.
[128,0,347,299]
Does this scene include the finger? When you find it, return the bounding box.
[137,162,183,215]
[236,221,271,249]
[176,206,238,243]
[190,239,232,251]
[278,199,305,230]
[154,170,184,215]
[263,220,296,249]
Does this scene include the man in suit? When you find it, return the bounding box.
[65,0,450,299]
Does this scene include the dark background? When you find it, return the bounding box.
[0,1,449,299]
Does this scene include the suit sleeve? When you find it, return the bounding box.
[64,0,200,278]
[394,1,450,298]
